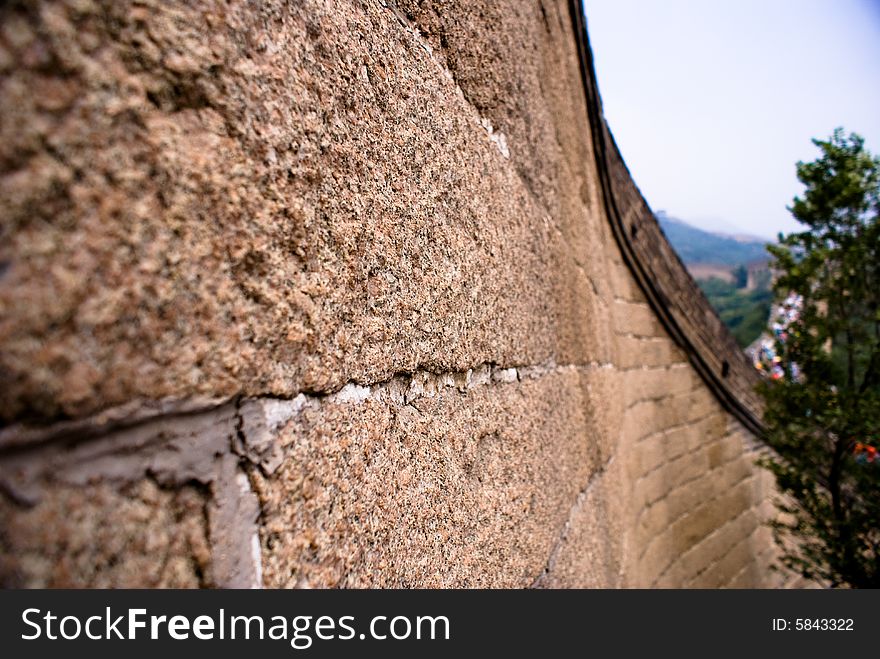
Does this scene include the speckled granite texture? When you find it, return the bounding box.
[0,0,608,423]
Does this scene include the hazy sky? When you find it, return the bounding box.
[585,0,880,239]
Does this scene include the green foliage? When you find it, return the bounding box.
[758,129,880,588]
[733,264,748,289]
[697,277,772,347]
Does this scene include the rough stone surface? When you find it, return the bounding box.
[533,458,625,588]
[251,366,602,588]
[0,0,804,588]
[0,0,605,423]
[0,401,263,588]
[0,479,210,588]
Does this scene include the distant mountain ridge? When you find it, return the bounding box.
[656,212,770,267]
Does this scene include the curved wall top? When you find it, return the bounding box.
[569,2,764,436]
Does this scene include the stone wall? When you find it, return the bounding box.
[0,0,800,587]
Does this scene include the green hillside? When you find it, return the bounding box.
[656,212,774,347]
[697,277,773,348]
[657,212,769,266]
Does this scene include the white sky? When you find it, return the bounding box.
[585,0,880,239]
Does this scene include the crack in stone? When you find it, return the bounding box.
[530,455,615,588]
[1,360,612,457]
[0,358,614,589]
[0,399,263,588]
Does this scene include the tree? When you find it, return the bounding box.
[759,128,880,588]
